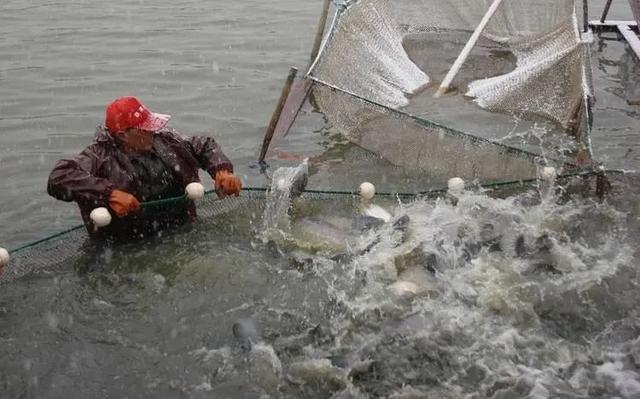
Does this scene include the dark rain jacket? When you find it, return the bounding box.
[47,126,233,241]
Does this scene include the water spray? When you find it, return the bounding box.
[386,280,419,299]
[358,181,392,222]
[447,177,465,194]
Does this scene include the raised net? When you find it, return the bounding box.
[305,0,594,181]
[630,0,640,26]
[0,0,603,283]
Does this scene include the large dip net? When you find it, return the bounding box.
[292,0,595,183]
[1,0,606,284]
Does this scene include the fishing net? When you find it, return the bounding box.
[630,0,640,26]
[0,189,358,284]
[305,0,594,179]
[312,83,544,183]
[0,0,605,284]
[1,169,618,284]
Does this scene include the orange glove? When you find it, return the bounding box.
[215,170,242,198]
[109,189,140,218]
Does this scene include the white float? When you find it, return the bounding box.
[90,207,112,227]
[447,177,465,194]
[359,182,375,200]
[185,182,205,200]
[0,247,9,268]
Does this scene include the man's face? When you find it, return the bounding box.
[118,128,154,152]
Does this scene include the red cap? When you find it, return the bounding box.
[105,96,171,134]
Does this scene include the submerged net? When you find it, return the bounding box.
[305,0,594,180]
[0,170,618,284]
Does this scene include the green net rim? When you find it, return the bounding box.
[8,168,622,255]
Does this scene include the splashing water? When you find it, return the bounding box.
[181,178,640,398]
[291,182,640,398]
[261,159,309,241]
[2,175,639,398]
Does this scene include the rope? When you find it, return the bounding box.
[9,225,85,254]
[8,168,622,255]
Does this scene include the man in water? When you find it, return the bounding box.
[47,96,242,241]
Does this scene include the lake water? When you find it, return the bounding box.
[1,1,640,398]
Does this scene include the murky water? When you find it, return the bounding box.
[1,1,640,398]
[2,173,639,398]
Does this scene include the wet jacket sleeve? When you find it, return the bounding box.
[47,145,115,207]
[187,135,234,176]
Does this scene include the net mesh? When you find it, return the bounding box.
[1,170,616,284]
[312,83,545,181]
[0,0,604,284]
[0,190,365,284]
[307,0,593,177]
[392,0,575,39]
[0,192,266,284]
[630,0,640,26]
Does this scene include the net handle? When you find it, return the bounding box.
[434,0,504,98]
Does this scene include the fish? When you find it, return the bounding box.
[351,215,386,232]
[291,217,353,253]
[232,318,262,352]
[289,158,309,199]
[231,318,283,392]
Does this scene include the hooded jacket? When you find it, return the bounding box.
[47,126,233,241]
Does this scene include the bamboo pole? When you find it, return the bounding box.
[617,24,640,59]
[600,0,614,23]
[583,0,589,32]
[257,67,298,164]
[434,0,504,98]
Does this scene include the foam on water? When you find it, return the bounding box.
[260,160,309,241]
[252,181,640,398]
[3,176,637,398]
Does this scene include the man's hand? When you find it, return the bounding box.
[215,170,242,198]
[109,189,141,217]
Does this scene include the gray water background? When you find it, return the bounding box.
[1,0,639,248]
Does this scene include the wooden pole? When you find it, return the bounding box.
[617,24,640,59]
[600,0,614,23]
[257,67,298,164]
[434,0,504,98]
[583,0,589,32]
